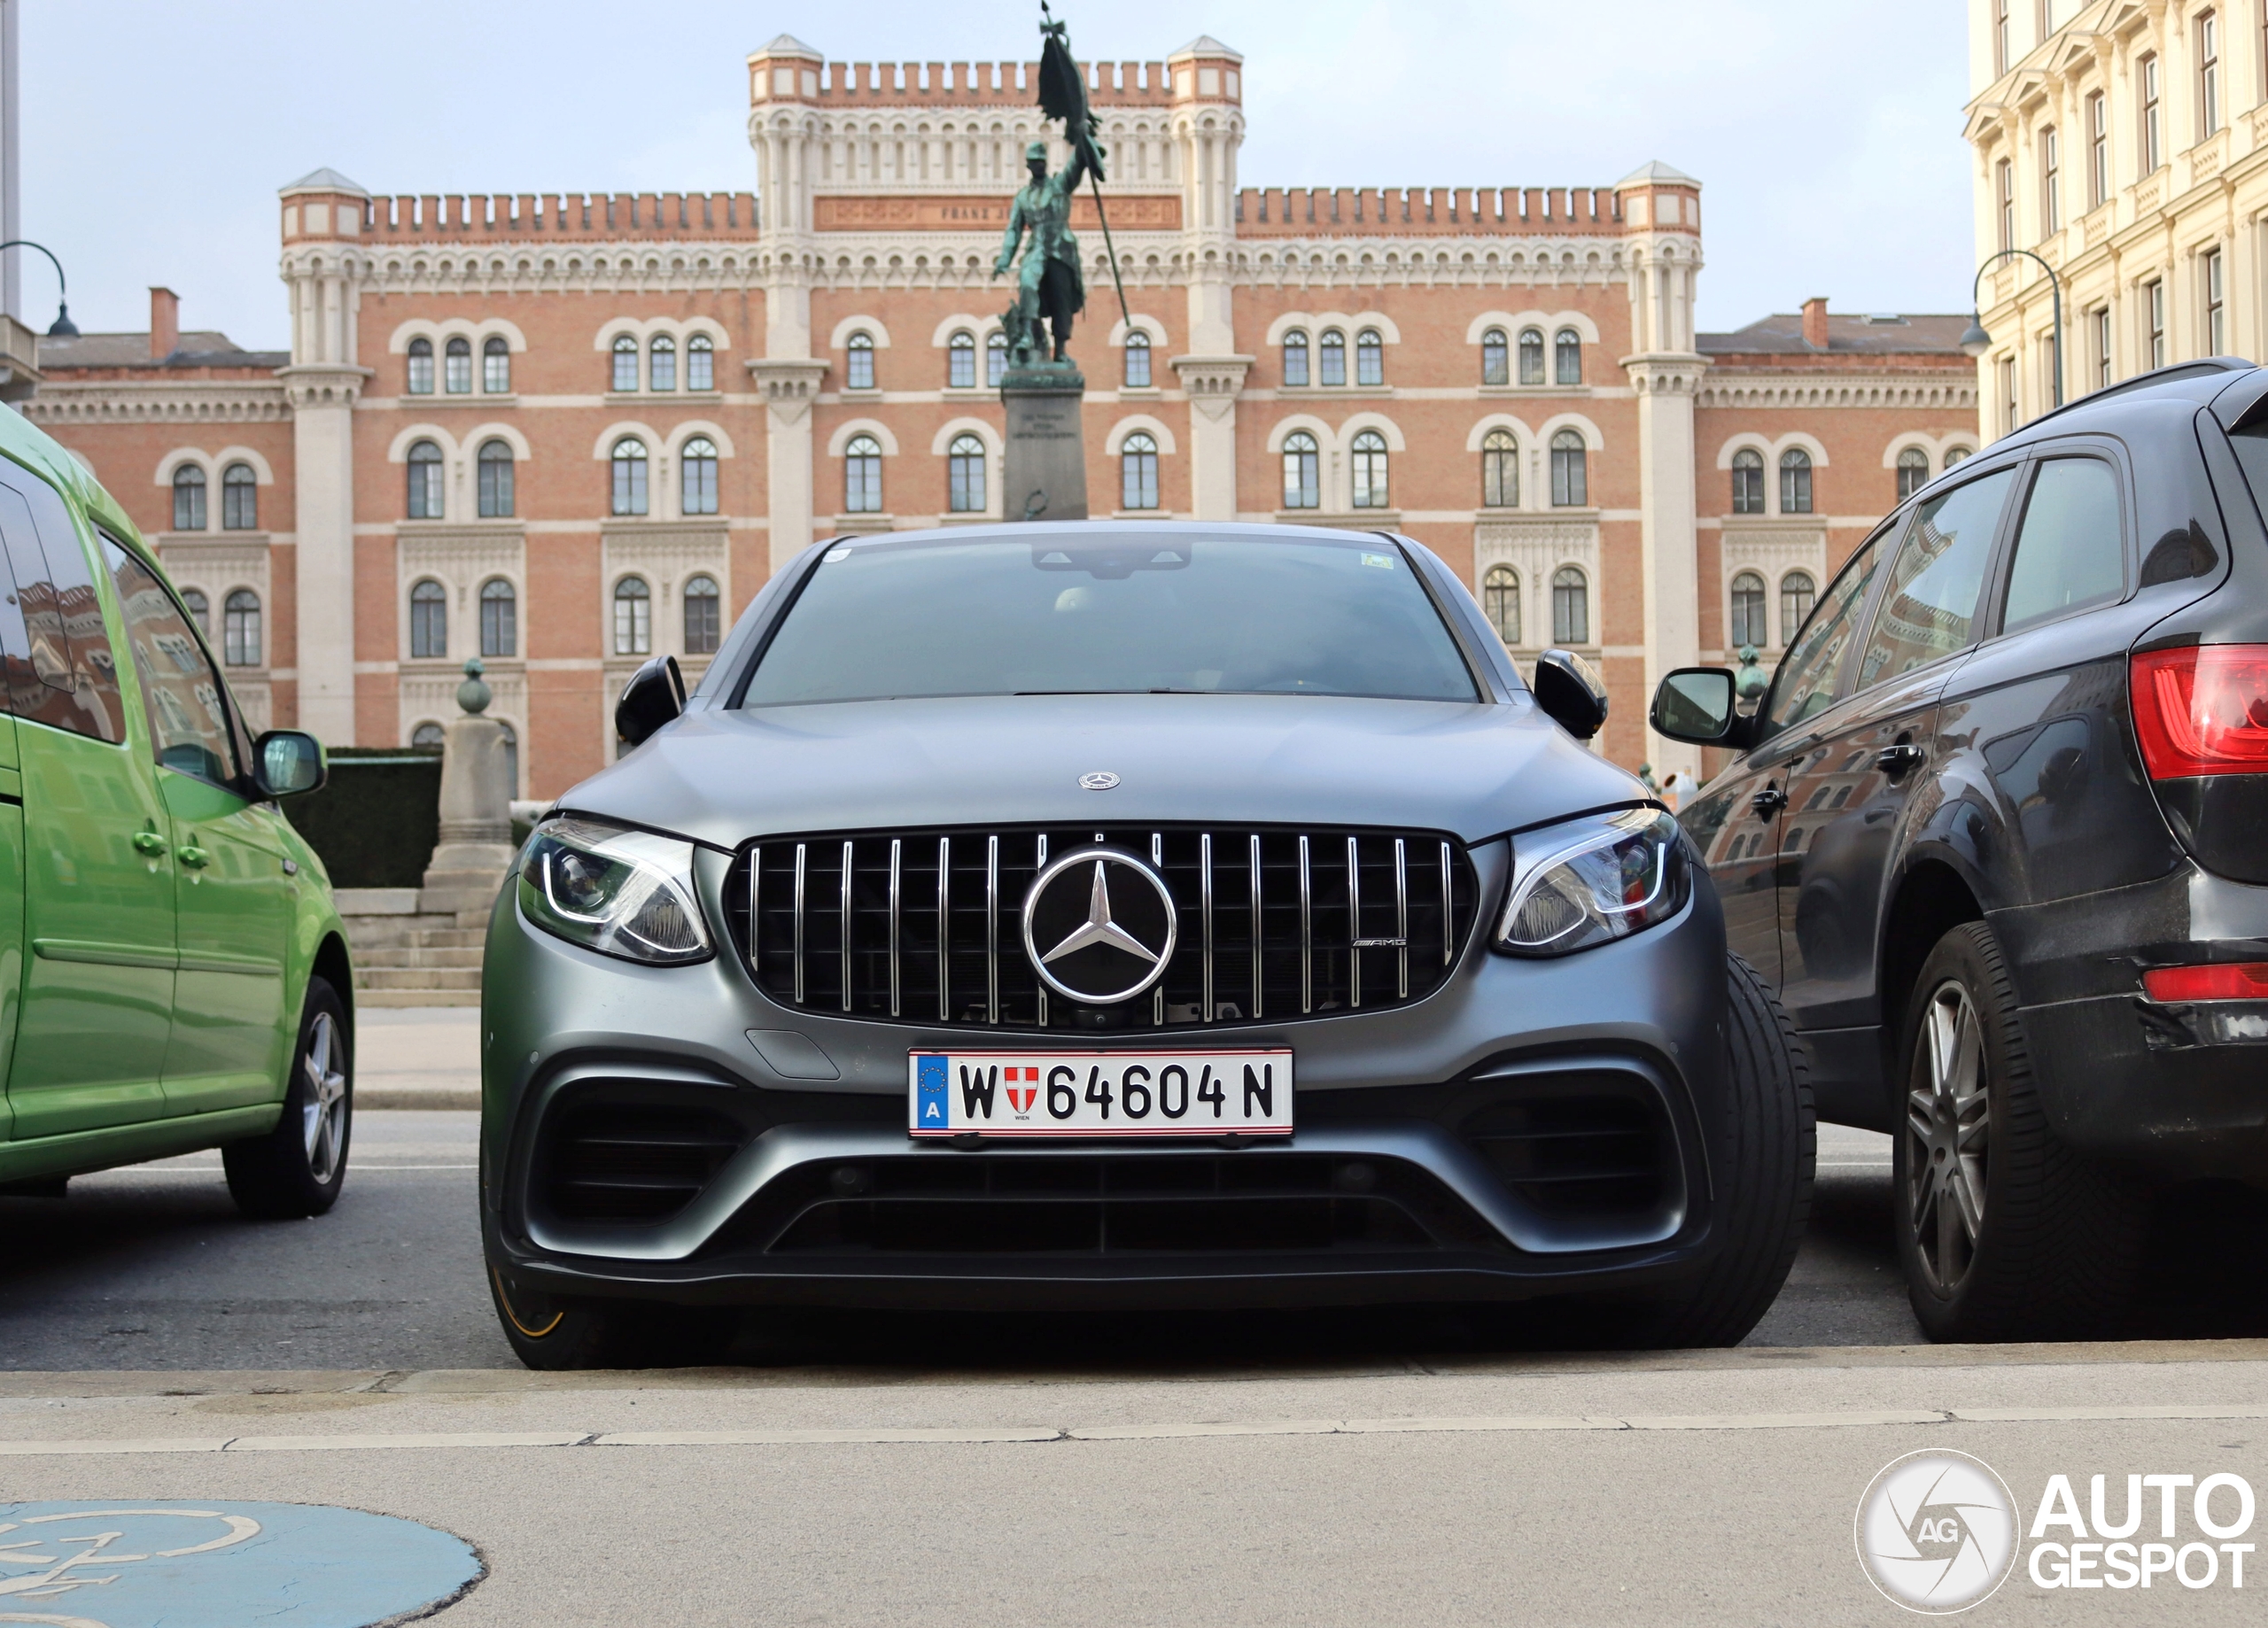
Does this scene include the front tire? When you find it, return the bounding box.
[488,1264,736,1370]
[224,978,351,1220]
[1893,921,2145,1341]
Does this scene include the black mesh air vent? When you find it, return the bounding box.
[542,1106,748,1223]
[1461,1093,1673,1220]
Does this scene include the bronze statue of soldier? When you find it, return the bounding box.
[993,137,1098,367]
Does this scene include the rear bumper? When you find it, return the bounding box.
[479,848,1742,1310]
[1996,862,2268,1181]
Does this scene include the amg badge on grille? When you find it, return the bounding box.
[1021,848,1177,1004]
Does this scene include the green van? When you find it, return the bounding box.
[0,406,353,1217]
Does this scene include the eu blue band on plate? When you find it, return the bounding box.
[916,1053,948,1127]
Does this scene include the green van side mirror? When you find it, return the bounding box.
[252,730,327,798]
[1650,668,1755,750]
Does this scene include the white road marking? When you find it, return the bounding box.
[6,1403,2268,1456]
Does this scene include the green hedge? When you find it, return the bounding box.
[283,748,442,888]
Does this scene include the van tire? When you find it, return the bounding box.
[224,978,352,1220]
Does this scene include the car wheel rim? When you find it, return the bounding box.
[299,1011,347,1184]
[1906,978,1988,1295]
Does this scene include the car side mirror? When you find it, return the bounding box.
[1533,648,1609,741]
[1650,667,1756,751]
[615,654,687,748]
[252,730,326,798]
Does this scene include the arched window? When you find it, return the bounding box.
[610,333,639,391]
[172,465,206,531]
[1121,431,1160,511]
[477,439,514,518]
[1554,328,1582,385]
[1283,329,1310,387]
[180,586,210,635]
[683,574,721,655]
[1355,328,1384,386]
[444,336,471,394]
[483,336,510,393]
[1551,566,1590,646]
[1350,429,1389,508]
[1481,429,1518,508]
[1943,446,1972,468]
[845,332,875,391]
[1780,571,1817,643]
[1729,570,1767,649]
[947,433,987,514]
[1281,430,1320,509]
[1731,448,1766,515]
[408,579,447,659]
[1518,327,1545,385]
[1779,447,1814,514]
[843,433,883,513]
[479,578,517,657]
[407,337,434,395]
[948,330,976,389]
[612,577,651,656]
[221,462,257,531]
[687,333,714,391]
[1550,430,1588,507]
[680,436,719,516]
[1319,329,1347,386]
[610,437,649,516]
[1896,446,1930,501]
[986,331,1008,386]
[223,590,261,667]
[410,722,446,750]
[407,440,444,519]
[1123,330,1152,389]
[649,335,676,392]
[1483,565,1519,645]
[1481,328,1510,386]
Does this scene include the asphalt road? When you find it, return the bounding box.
[10,1015,2268,1624]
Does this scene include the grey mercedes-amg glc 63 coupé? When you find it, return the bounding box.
[481,523,1813,1367]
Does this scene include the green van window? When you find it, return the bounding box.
[0,470,122,743]
[104,538,236,785]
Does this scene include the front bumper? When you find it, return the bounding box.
[479,842,1738,1310]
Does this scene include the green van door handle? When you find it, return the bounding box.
[131,831,167,857]
[175,844,210,869]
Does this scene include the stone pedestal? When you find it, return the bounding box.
[419,660,517,919]
[1001,362,1087,522]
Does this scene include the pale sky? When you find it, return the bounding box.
[20,0,1977,350]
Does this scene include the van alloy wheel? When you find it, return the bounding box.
[1906,978,1990,1295]
[302,1011,347,1183]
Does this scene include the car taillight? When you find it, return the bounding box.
[2142,962,2268,1002]
[2130,645,2268,778]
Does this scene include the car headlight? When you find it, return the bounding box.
[1494,808,1689,957]
[517,818,712,965]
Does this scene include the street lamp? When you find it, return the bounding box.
[1961,248,2064,408]
[0,241,76,337]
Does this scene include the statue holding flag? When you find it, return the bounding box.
[992,2,1132,369]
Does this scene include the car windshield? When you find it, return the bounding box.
[738,531,1480,706]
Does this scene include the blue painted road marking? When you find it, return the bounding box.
[0,1501,481,1628]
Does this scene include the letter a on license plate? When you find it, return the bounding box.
[908,1050,1294,1138]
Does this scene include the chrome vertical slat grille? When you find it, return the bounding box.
[730,825,1477,1033]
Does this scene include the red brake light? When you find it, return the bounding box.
[2143,962,2268,1002]
[2130,645,2268,778]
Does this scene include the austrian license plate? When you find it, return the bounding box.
[908,1050,1294,1138]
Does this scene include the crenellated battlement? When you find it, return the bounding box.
[1236,187,1628,236]
[283,191,763,244]
[750,57,1236,108]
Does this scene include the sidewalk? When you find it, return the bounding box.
[357,1006,480,1110]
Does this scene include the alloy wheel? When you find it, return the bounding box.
[1906,978,1990,1293]
[300,1011,348,1183]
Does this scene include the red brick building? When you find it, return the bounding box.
[23,34,1977,797]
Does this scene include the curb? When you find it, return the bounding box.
[361,1086,480,1111]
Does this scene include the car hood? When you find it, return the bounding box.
[558,693,1644,849]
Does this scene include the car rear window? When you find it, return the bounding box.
[738,532,1480,707]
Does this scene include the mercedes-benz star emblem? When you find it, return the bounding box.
[1078,771,1120,790]
[1021,847,1177,1004]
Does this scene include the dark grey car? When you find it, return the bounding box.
[480,523,1811,1368]
[1652,359,2268,1342]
